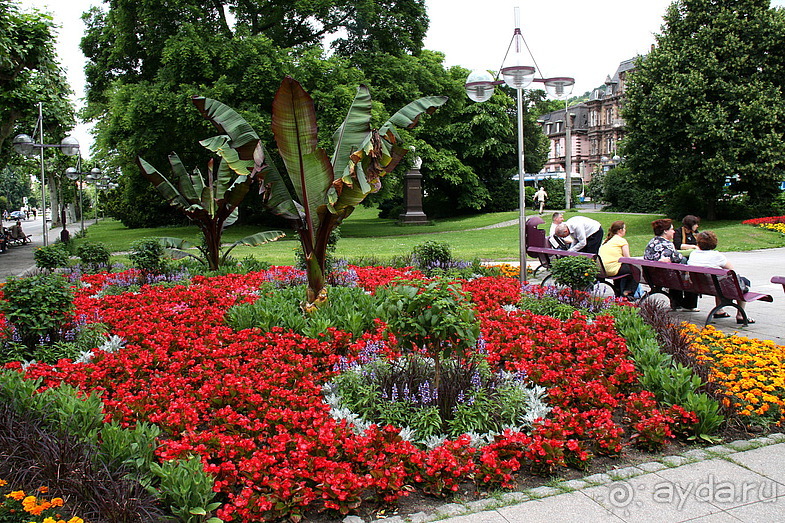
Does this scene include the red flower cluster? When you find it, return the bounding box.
[4,270,692,520]
[742,216,785,225]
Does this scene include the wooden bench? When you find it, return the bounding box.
[6,233,32,246]
[527,245,632,296]
[620,257,773,327]
[772,276,785,293]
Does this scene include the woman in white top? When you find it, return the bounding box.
[688,230,753,324]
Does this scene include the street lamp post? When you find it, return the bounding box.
[65,160,102,234]
[465,8,573,283]
[12,102,80,245]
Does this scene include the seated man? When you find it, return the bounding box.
[554,215,604,254]
[8,221,28,243]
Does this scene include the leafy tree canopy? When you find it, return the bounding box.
[0,0,75,166]
[82,0,552,226]
[622,0,785,219]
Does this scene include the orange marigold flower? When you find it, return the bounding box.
[50,497,64,507]
[6,490,26,500]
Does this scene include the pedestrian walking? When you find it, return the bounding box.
[534,186,547,215]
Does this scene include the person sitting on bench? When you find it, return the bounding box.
[8,220,29,243]
[688,230,754,325]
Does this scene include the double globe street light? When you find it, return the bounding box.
[465,7,574,282]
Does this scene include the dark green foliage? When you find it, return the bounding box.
[598,166,663,213]
[33,243,69,271]
[129,237,167,274]
[0,274,73,354]
[76,241,111,273]
[226,284,378,340]
[549,256,598,291]
[623,0,785,219]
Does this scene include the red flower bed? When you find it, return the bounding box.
[4,269,688,520]
[742,216,785,225]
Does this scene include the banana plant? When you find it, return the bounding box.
[137,98,285,271]
[264,76,447,309]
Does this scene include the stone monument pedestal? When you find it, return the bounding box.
[398,168,429,224]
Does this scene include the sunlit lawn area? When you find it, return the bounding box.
[73,206,785,266]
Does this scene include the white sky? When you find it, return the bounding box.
[19,0,785,157]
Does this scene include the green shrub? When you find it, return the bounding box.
[77,241,111,272]
[129,237,167,274]
[411,240,453,274]
[226,284,378,341]
[33,243,69,271]
[518,294,579,321]
[148,455,221,523]
[549,256,598,291]
[376,279,480,389]
[0,274,74,355]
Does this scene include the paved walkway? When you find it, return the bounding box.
[393,435,785,523]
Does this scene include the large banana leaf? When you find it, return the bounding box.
[254,143,301,222]
[137,157,191,210]
[231,230,286,247]
[272,76,334,239]
[192,97,259,160]
[379,96,449,141]
[168,153,199,205]
[200,135,255,185]
[331,85,372,182]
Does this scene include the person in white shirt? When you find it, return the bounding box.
[554,216,603,254]
[533,186,547,215]
[688,230,753,324]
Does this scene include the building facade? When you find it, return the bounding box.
[537,57,638,185]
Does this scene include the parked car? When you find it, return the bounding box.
[9,211,25,220]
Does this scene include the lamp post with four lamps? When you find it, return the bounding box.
[464,7,574,283]
[12,102,80,246]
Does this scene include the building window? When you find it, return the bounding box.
[555,141,562,157]
[605,107,612,125]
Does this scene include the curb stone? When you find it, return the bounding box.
[371,434,782,523]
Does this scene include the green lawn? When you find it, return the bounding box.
[73,207,785,267]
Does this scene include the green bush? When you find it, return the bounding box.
[549,256,598,291]
[148,455,221,523]
[0,273,74,354]
[226,284,378,341]
[518,294,579,320]
[129,237,167,274]
[33,243,69,271]
[411,240,453,274]
[77,241,111,273]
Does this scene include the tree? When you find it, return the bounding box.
[137,97,286,271]
[0,0,74,166]
[263,77,445,307]
[623,0,785,219]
